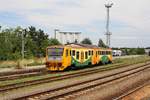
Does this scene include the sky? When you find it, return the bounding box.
[0,0,150,47]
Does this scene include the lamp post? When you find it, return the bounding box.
[54,29,59,39]
[105,2,113,47]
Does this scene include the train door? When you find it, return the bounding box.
[93,50,97,64]
[63,48,71,68]
[81,51,84,63]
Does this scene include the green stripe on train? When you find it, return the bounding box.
[101,55,109,64]
[71,57,92,67]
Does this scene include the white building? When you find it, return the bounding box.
[55,30,81,44]
[112,50,122,56]
[145,47,150,56]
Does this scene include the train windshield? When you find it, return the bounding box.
[48,48,64,56]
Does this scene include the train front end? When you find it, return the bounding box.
[46,46,64,71]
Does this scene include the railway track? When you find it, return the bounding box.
[2,62,150,100]
[1,58,149,81]
[0,71,48,81]
[114,81,150,100]
[0,62,121,81]
[0,63,138,92]
[0,67,45,76]
[0,67,47,81]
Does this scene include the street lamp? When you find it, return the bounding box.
[105,2,113,47]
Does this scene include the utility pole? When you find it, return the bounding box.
[21,30,25,60]
[105,2,113,47]
[54,29,59,39]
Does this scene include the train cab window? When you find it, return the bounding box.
[66,49,68,57]
[85,52,88,59]
[76,51,79,60]
[72,50,75,56]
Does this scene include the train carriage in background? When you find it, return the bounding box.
[46,43,112,71]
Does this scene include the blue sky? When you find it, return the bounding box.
[0,0,150,47]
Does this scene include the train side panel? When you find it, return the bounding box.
[71,48,93,68]
[46,45,112,71]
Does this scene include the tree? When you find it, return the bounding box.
[49,38,61,46]
[0,26,62,60]
[98,39,107,48]
[136,48,145,55]
[27,26,49,57]
[81,38,92,45]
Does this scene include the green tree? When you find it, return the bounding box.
[0,27,23,60]
[0,26,51,60]
[49,38,61,46]
[136,48,145,54]
[98,38,107,47]
[81,38,92,45]
[27,26,49,57]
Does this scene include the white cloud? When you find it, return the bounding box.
[0,0,150,47]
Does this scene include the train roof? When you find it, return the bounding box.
[65,43,98,48]
[47,43,111,50]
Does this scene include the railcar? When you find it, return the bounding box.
[46,43,112,71]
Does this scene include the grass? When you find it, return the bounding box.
[0,57,45,69]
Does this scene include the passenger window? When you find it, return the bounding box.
[102,51,104,55]
[72,50,75,56]
[85,52,88,59]
[104,51,106,55]
[88,50,91,56]
[66,49,68,57]
[96,51,98,57]
[107,51,109,55]
[100,51,102,55]
[92,51,93,55]
[76,51,79,59]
